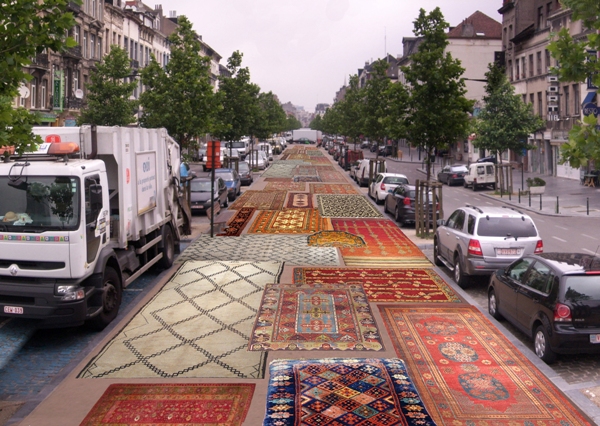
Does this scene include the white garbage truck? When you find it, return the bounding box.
[0,125,190,329]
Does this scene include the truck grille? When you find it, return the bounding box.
[0,260,65,270]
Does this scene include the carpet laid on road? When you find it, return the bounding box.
[261,164,304,178]
[293,267,463,303]
[317,169,348,182]
[332,218,432,267]
[78,261,282,379]
[248,208,330,234]
[380,305,593,425]
[293,175,322,182]
[263,181,306,192]
[296,165,318,175]
[229,190,286,210]
[249,283,382,351]
[80,383,255,426]
[175,234,341,266]
[285,192,313,208]
[307,230,366,248]
[317,194,383,218]
[216,207,255,236]
[308,183,358,194]
[262,358,436,426]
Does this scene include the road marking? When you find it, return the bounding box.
[582,234,597,240]
[583,248,596,254]
[473,197,481,201]
[485,201,493,204]
[552,236,567,242]
[555,226,568,230]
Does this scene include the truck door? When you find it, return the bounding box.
[84,176,104,264]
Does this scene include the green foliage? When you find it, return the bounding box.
[362,59,392,153]
[254,91,287,139]
[284,115,302,131]
[336,75,364,143]
[385,80,409,141]
[309,114,323,131]
[78,46,138,126]
[140,16,216,151]
[548,0,600,168]
[0,0,80,155]
[473,63,543,161]
[526,177,546,187]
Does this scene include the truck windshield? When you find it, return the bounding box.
[0,176,80,231]
[228,142,246,149]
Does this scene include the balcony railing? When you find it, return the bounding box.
[64,45,82,59]
[30,53,49,69]
[67,1,81,14]
[64,97,85,110]
[130,60,139,69]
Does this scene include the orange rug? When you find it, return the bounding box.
[264,181,307,192]
[80,383,255,425]
[229,190,286,210]
[217,207,255,236]
[293,267,464,303]
[308,183,358,194]
[380,306,593,425]
[332,219,431,267]
[249,209,330,234]
[285,192,313,209]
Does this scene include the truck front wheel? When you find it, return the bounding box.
[158,225,175,269]
[87,266,122,330]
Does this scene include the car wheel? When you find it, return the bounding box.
[222,197,229,208]
[394,206,401,223]
[87,266,122,330]
[433,238,444,266]
[383,200,389,214]
[488,289,503,320]
[491,183,496,190]
[447,176,452,186]
[453,253,469,288]
[202,165,207,172]
[534,324,557,364]
[472,183,478,191]
[158,225,175,269]
[463,181,468,188]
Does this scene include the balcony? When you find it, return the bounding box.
[130,60,139,69]
[67,1,81,14]
[64,97,85,110]
[30,53,49,70]
[64,45,82,59]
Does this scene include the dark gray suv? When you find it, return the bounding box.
[434,205,543,288]
[488,253,600,363]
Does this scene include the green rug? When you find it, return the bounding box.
[316,194,383,218]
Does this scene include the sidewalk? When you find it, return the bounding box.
[386,145,600,218]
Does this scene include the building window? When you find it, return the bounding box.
[41,80,47,109]
[130,40,134,59]
[537,6,544,28]
[545,49,551,72]
[134,42,138,60]
[90,34,96,59]
[74,70,80,90]
[529,55,534,77]
[91,0,96,18]
[98,37,102,59]
[31,78,37,109]
[503,27,507,49]
[516,60,520,80]
[73,25,80,44]
[537,92,543,116]
[546,2,553,21]
[124,36,128,54]
[573,84,580,114]
[536,52,542,75]
[522,57,527,79]
[508,60,513,81]
[564,86,570,116]
[83,31,88,58]
[530,93,535,111]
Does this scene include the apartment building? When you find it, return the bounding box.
[500,0,594,179]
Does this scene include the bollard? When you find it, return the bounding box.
[509,189,511,201]
[540,194,542,211]
[556,196,559,214]
[518,189,521,203]
[588,197,590,216]
[529,191,531,207]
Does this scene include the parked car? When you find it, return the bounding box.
[463,162,496,191]
[360,140,370,149]
[378,145,392,157]
[437,164,469,186]
[248,150,268,170]
[256,142,273,161]
[384,184,437,226]
[238,161,253,186]
[189,177,229,213]
[214,168,241,201]
[477,154,497,164]
[203,146,240,172]
[488,252,600,363]
[355,159,388,187]
[368,173,409,204]
[297,137,311,145]
[433,205,543,288]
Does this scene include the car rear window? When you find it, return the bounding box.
[564,276,600,301]
[383,176,409,184]
[216,172,234,180]
[476,217,538,237]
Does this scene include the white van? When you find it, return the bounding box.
[353,159,387,187]
[463,162,496,191]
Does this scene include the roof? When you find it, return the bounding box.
[537,253,600,274]
[447,10,502,39]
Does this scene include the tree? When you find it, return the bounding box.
[473,63,544,164]
[285,115,302,131]
[254,91,287,139]
[402,8,474,180]
[78,46,138,126]
[362,59,392,156]
[548,0,600,169]
[385,80,410,142]
[0,0,79,155]
[337,75,364,148]
[309,114,323,131]
[140,16,216,153]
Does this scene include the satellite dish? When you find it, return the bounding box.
[18,85,30,99]
[75,89,84,99]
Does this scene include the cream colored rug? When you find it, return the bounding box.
[78,261,282,379]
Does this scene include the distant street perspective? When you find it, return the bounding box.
[2,1,600,426]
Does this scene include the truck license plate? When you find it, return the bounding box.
[590,334,600,344]
[4,306,23,314]
[497,248,518,255]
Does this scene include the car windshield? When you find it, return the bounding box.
[0,176,80,231]
[477,217,538,237]
[564,276,600,302]
[190,180,212,192]
[238,163,249,172]
[383,176,409,184]
[451,166,468,172]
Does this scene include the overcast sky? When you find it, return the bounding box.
[163,1,502,113]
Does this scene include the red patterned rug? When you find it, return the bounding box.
[285,192,313,208]
[229,190,286,210]
[332,219,431,267]
[217,207,255,236]
[293,267,464,303]
[264,181,307,192]
[309,183,358,194]
[248,208,330,234]
[249,283,383,351]
[80,383,255,425]
[317,169,348,182]
[380,306,593,425]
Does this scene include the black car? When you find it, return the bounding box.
[476,154,497,164]
[189,177,229,214]
[488,252,600,363]
[238,161,253,186]
[383,184,436,226]
[437,164,468,186]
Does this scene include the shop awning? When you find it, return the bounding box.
[582,90,597,106]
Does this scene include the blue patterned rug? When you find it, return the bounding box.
[263,358,436,425]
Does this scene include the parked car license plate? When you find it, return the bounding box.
[590,334,600,344]
[496,248,519,255]
[4,306,23,314]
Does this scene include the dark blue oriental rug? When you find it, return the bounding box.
[263,357,436,426]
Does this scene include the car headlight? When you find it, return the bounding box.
[56,285,85,301]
